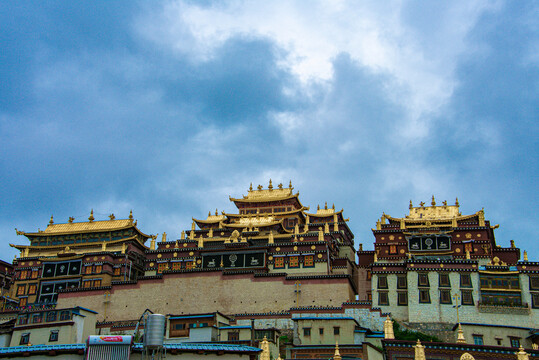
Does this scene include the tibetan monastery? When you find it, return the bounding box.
[10,181,359,322]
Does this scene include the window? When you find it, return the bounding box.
[304,255,314,267]
[460,274,472,288]
[32,313,42,323]
[228,331,239,341]
[83,280,92,288]
[334,327,340,335]
[419,289,431,303]
[418,273,429,287]
[186,261,195,270]
[303,328,311,336]
[397,275,407,289]
[172,262,182,271]
[17,285,26,296]
[174,323,185,330]
[378,292,389,306]
[85,266,92,274]
[496,338,502,346]
[59,311,70,321]
[114,267,121,275]
[28,284,37,295]
[289,256,299,268]
[94,265,102,273]
[92,279,102,287]
[532,293,539,308]
[398,292,407,306]
[461,290,474,305]
[274,257,285,269]
[19,333,30,345]
[510,337,520,348]
[440,289,452,304]
[378,275,388,289]
[49,330,59,342]
[20,270,28,280]
[465,242,473,253]
[390,245,397,254]
[319,328,324,335]
[439,273,451,287]
[473,335,483,345]
[19,297,27,307]
[157,263,167,274]
[530,276,539,290]
[18,315,28,325]
[31,270,38,279]
[47,312,57,322]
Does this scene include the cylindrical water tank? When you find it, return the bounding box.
[144,314,166,348]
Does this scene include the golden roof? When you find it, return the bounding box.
[229,180,298,203]
[406,197,460,220]
[42,219,133,233]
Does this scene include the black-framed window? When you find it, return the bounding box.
[59,311,71,321]
[419,289,431,303]
[530,276,539,290]
[473,334,483,345]
[461,290,474,305]
[398,292,407,306]
[49,330,59,342]
[378,275,388,289]
[532,293,539,308]
[439,273,451,287]
[460,274,472,288]
[46,311,57,322]
[334,327,340,335]
[378,292,389,306]
[509,337,520,348]
[418,273,429,287]
[319,328,324,335]
[303,328,311,337]
[440,289,452,304]
[397,275,407,289]
[20,333,30,345]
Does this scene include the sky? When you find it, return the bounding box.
[0,1,537,261]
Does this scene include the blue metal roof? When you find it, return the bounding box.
[219,325,252,329]
[0,343,86,354]
[292,317,356,321]
[132,343,261,352]
[169,314,215,320]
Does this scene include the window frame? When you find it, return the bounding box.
[378,291,389,306]
[460,274,472,288]
[418,273,430,287]
[333,327,340,336]
[289,256,299,268]
[49,330,59,342]
[440,289,452,304]
[19,333,30,345]
[461,290,474,305]
[377,275,388,289]
[303,327,311,337]
[397,275,407,289]
[439,273,451,287]
[274,257,285,269]
[473,334,483,345]
[397,292,408,306]
[419,289,431,304]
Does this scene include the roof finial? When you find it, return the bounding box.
[249,183,253,191]
[455,197,459,207]
[68,217,74,224]
[317,204,320,210]
[208,211,211,217]
[88,210,95,223]
[409,200,413,209]
[332,203,335,210]
[49,215,54,226]
[333,342,341,360]
[109,213,115,220]
[278,182,283,189]
[129,210,133,220]
[289,180,292,189]
[524,250,528,261]
[268,179,273,190]
[431,195,436,206]
[324,202,328,210]
[215,209,218,216]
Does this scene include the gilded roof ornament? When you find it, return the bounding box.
[524,250,528,261]
[409,200,413,210]
[278,183,283,189]
[215,209,218,216]
[88,210,95,223]
[431,195,436,206]
[414,340,426,360]
[333,342,341,360]
[49,215,54,225]
[289,180,292,188]
[442,200,447,206]
[268,179,273,190]
[129,210,133,220]
[109,214,115,220]
[516,346,530,360]
[455,197,459,207]
[68,217,75,223]
[257,184,263,190]
[384,316,395,339]
[419,201,425,207]
[249,183,253,191]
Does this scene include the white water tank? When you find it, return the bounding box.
[144,314,166,348]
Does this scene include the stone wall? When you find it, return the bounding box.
[57,271,355,322]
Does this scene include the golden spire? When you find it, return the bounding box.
[384,316,395,339]
[109,213,115,220]
[191,221,196,231]
[318,227,324,241]
[455,197,459,207]
[249,183,253,191]
[129,210,133,220]
[373,252,378,262]
[333,342,341,360]
[289,180,292,189]
[431,195,436,206]
[88,210,95,223]
[68,217,74,223]
[517,346,530,360]
[208,211,211,217]
[278,182,283,189]
[414,340,426,360]
[409,200,413,209]
[259,336,270,360]
[268,179,273,190]
[456,323,466,344]
[181,230,185,240]
[215,209,218,216]
[150,235,156,250]
[198,235,204,248]
[317,204,320,210]
[49,215,54,226]
[162,232,167,242]
[268,230,274,244]
[324,202,328,210]
[523,250,528,261]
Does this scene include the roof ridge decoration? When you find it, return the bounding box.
[230,179,297,202]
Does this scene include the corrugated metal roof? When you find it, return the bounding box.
[132,343,261,352]
[0,343,86,354]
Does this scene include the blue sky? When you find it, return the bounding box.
[1,1,537,261]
